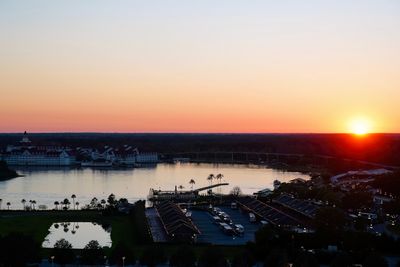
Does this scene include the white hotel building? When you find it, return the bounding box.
[1,132,158,167]
[1,132,76,166]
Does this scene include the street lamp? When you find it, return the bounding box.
[122,256,125,267]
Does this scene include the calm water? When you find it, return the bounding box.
[0,163,309,209]
[42,222,112,249]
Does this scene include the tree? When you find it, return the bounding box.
[330,252,353,267]
[0,233,41,266]
[207,174,214,186]
[80,240,105,265]
[263,249,289,267]
[230,186,242,197]
[189,179,196,190]
[62,198,70,210]
[140,246,166,267]
[199,247,228,267]
[71,194,76,209]
[314,207,347,233]
[54,201,59,210]
[216,173,224,184]
[109,243,135,266]
[6,202,10,210]
[293,251,319,267]
[169,246,196,267]
[52,238,74,265]
[21,199,26,210]
[90,197,98,209]
[232,249,255,267]
[178,185,185,191]
[363,253,388,267]
[108,193,117,207]
[0,198,2,209]
[75,201,80,210]
[101,199,106,208]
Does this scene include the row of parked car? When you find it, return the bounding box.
[209,206,245,236]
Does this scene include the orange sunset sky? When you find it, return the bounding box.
[1,1,399,133]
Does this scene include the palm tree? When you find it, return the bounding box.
[207,174,214,186]
[0,198,2,210]
[216,173,224,184]
[63,198,70,210]
[31,200,36,210]
[54,201,59,210]
[178,185,184,191]
[75,201,80,210]
[71,194,76,210]
[189,179,196,190]
[6,202,11,210]
[29,200,33,210]
[21,199,26,210]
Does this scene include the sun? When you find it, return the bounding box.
[349,118,371,136]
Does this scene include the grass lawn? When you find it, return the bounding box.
[0,209,246,260]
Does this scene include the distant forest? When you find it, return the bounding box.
[1,133,400,166]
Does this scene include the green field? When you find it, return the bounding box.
[0,209,244,260]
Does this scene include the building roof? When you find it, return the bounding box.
[155,201,200,239]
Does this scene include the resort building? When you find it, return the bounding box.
[1,132,158,167]
[1,132,76,166]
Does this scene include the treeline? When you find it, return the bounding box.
[1,133,400,165]
[0,160,18,181]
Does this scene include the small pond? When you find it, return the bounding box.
[42,222,112,249]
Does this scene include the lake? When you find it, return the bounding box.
[0,163,309,210]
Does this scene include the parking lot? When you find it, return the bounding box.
[190,206,262,245]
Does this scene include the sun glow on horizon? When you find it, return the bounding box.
[349,118,372,136]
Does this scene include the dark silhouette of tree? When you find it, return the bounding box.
[62,198,70,210]
[207,174,214,186]
[21,199,26,210]
[216,173,224,184]
[140,246,166,267]
[71,194,76,209]
[198,246,228,267]
[293,251,318,267]
[330,252,353,267]
[0,233,41,266]
[314,207,347,233]
[189,179,195,190]
[52,238,74,265]
[54,201,59,210]
[107,193,117,207]
[263,249,288,267]
[169,246,196,267]
[80,240,105,265]
[109,243,135,266]
[101,199,106,208]
[232,249,255,267]
[230,186,242,196]
[363,253,388,267]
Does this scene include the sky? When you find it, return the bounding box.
[0,1,399,133]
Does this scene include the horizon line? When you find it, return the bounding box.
[0,131,399,135]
